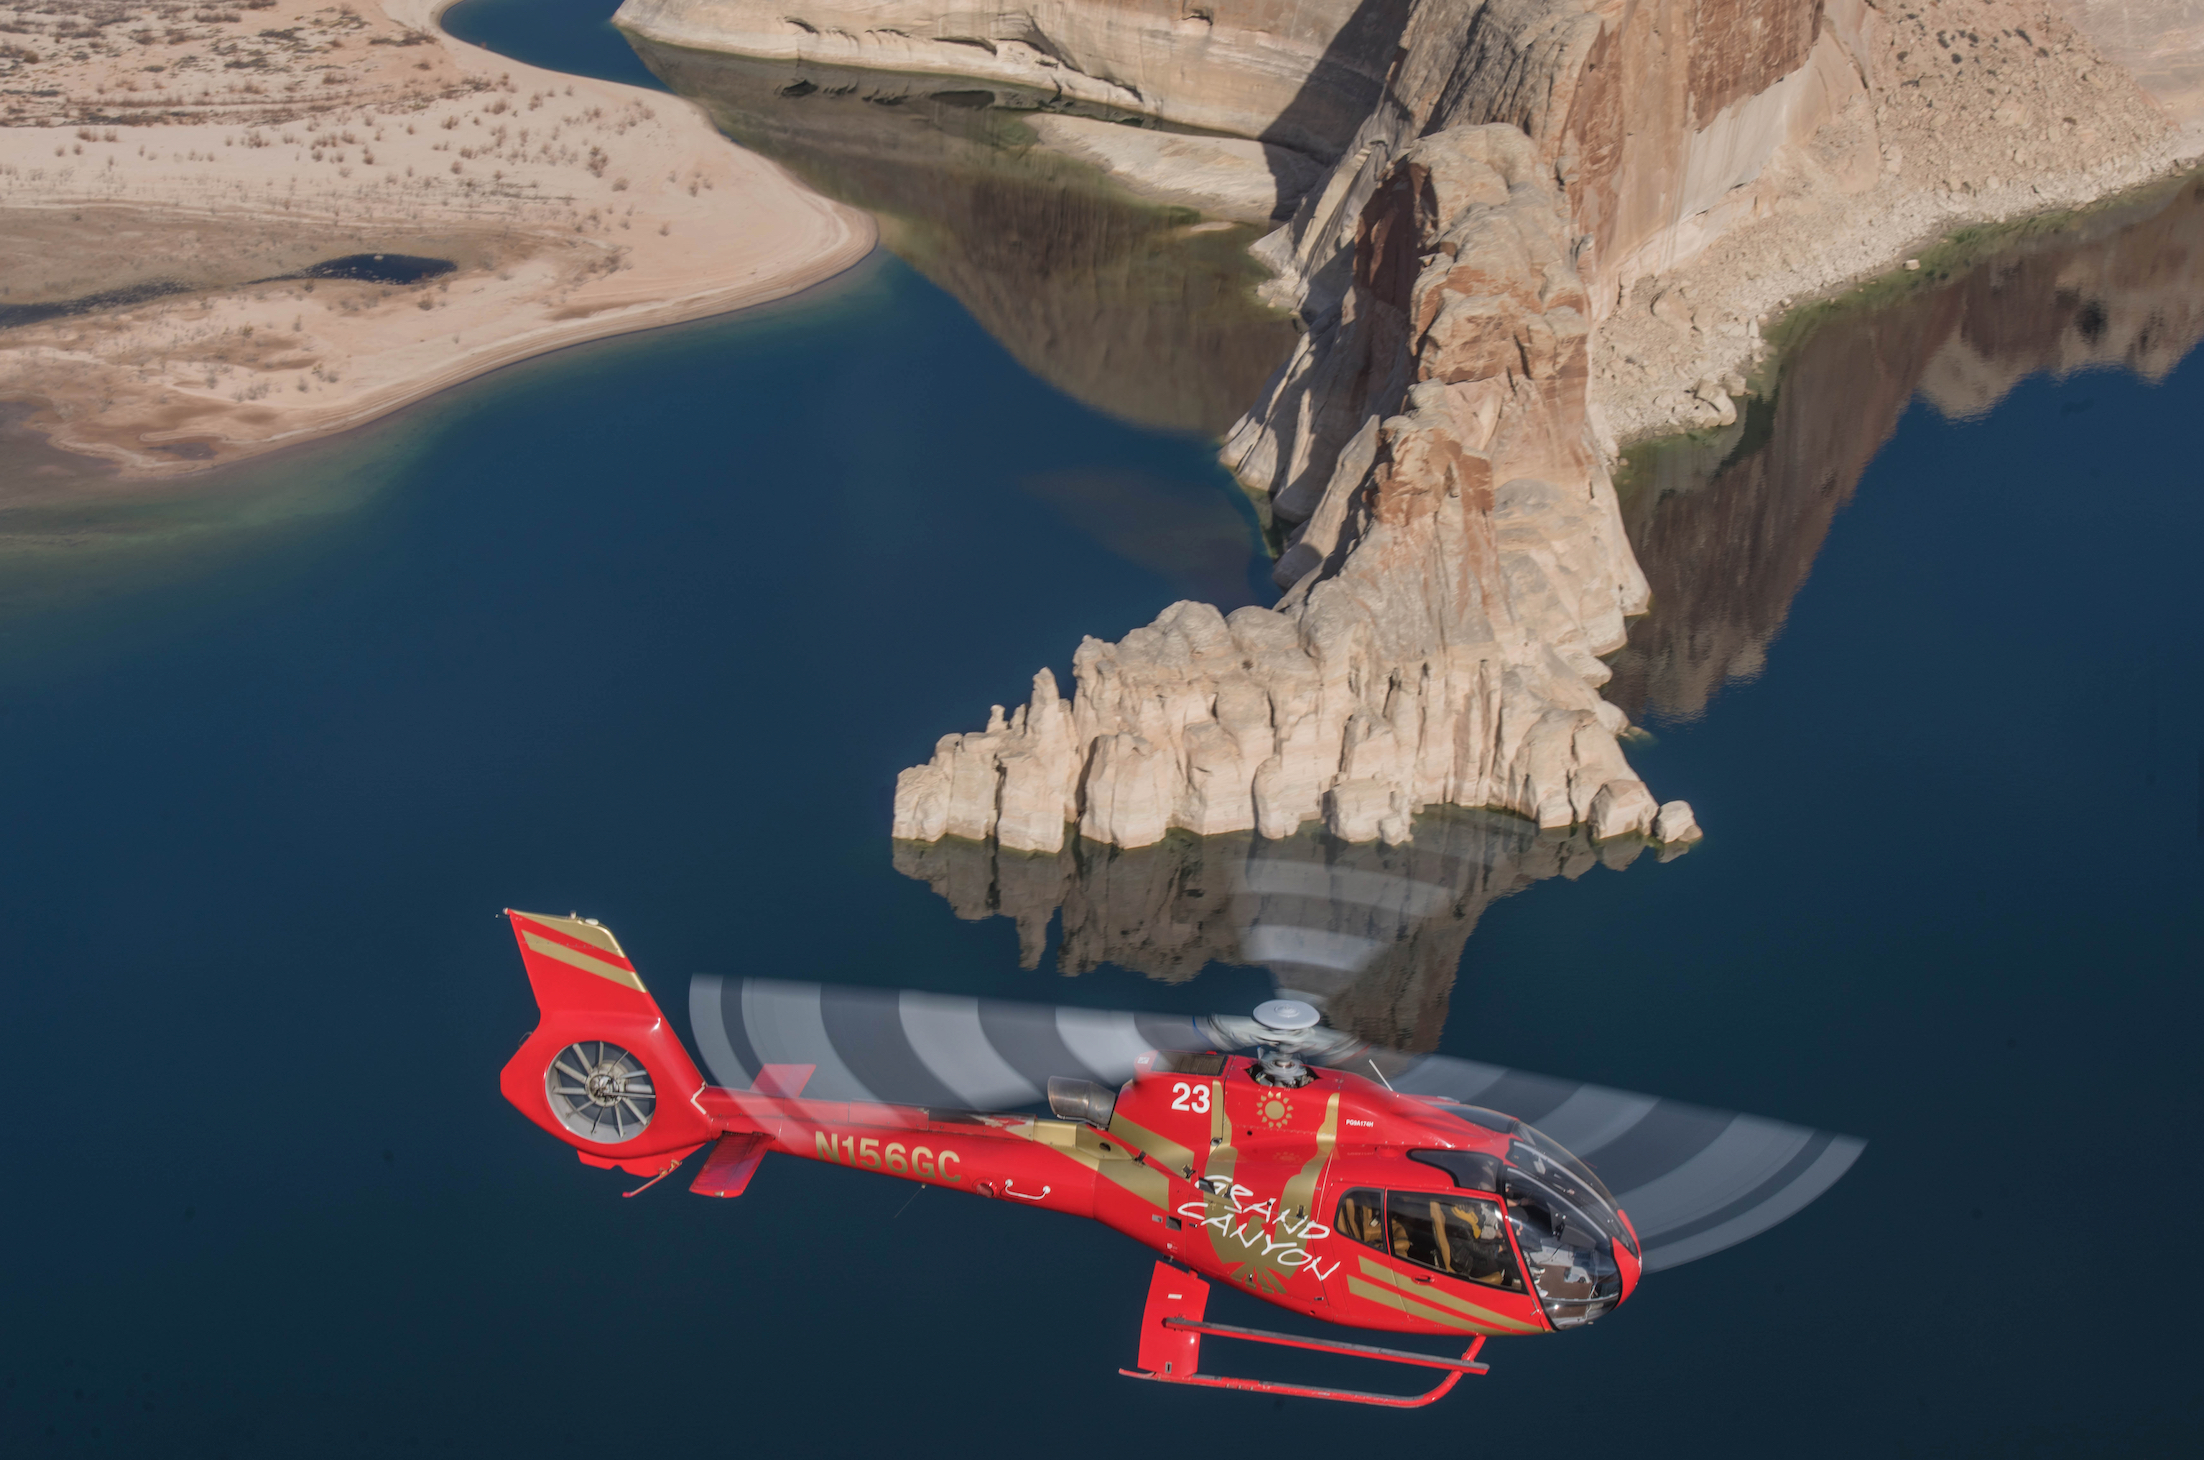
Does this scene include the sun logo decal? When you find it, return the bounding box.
[1258,1096,1294,1130]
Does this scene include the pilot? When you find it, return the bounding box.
[1447,1200,1514,1287]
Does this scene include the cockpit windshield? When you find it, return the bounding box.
[1428,1106,1636,1258]
[1503,1172,1625,1328]
[1407,1116,1636,1329]
[1509,1130,1637,1258]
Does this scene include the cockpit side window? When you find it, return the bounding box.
[1334,1188,1387,1253]
[1384,1191,1526,1292]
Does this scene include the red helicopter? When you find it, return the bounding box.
[499,909,1862,1407]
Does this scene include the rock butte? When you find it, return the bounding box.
[612,0,2194,852]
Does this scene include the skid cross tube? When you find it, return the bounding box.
[1118,1326,1487,1407]
[1119,1361,1483,1408]
[1162,1318,1490,1373]
[1121,1260,1492,1407]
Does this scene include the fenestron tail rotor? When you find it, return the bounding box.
[544,1039,657,1143]
[685,975,1863,1272]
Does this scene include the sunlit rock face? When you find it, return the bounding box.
[894,126,1678,852]
[1604,177,2204,725]
[616,0,1406,160]
[619,0,1886,309]
[879,0,1906,853]
[650,0,2176,852]
[893,808,1671,1048]
[1231,0,1905,519]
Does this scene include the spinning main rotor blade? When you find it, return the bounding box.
[1365,1051,1862,1271]
[687,977,1862,1272]
[689,975,1214,1110]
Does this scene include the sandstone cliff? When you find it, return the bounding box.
[615,0,1401,158]
[630,0,2189,854]
[2057,0,2204,122]
[894,124,1702,852]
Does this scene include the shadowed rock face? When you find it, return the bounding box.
[631,39,1300,435]
[1605,175,2204,725]
[894,808,1671,1049]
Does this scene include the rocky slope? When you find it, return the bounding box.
[1588,0,2189,442]
[633,0,2191,852]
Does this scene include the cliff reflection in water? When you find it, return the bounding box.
[895,812,1674,1052]
[1607,174,2204,725]
[630,39,1299,437]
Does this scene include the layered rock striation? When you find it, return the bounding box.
[895,124,1695,851]
[614,0,1403,158]
[630,0,2189,853]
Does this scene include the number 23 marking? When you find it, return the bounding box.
[1169,1081,1212,1113]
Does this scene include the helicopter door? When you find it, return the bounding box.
[1386,1191,1526,1294]
[1322,1186,1540,1334]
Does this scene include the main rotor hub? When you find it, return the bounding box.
[1252,999,1322,1033]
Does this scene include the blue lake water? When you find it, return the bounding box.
[2,4,2199,1455]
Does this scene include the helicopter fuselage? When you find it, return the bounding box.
[498,907,1641,1347]
[680,1050,1640,1339]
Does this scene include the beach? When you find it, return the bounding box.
[0,0,873,489]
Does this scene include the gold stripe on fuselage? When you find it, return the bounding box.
[1352,1256,1543,1333]
[1106,1112,1197,1178]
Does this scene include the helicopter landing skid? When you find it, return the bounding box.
[1119,1262,1488,1408]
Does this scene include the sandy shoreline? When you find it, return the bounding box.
[0,0,874,488]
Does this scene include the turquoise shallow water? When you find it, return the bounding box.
[2,5,2199,1455]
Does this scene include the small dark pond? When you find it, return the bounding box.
[280,253,456,286]
[0,279,191,330]
[0,255,456,332]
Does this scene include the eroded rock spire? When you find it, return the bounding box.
[896,126,1695,852]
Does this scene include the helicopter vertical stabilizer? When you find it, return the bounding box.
[497,910,715,1174]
